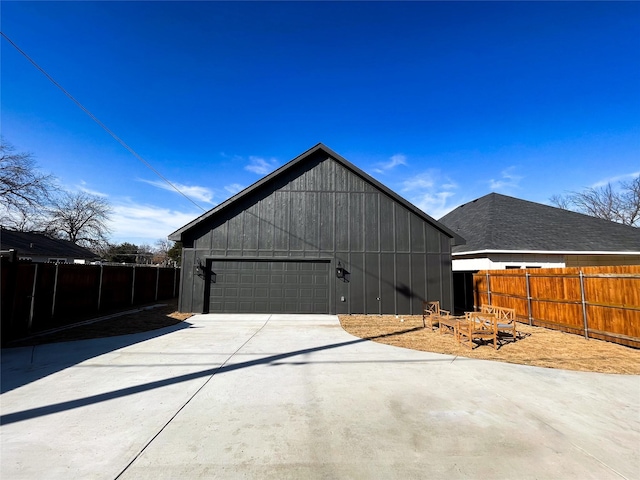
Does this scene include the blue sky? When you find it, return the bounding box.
[2,1,639,245]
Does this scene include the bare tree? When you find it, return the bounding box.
[548,194,571,211]
[47,191,113,249]
[551,177,640,227]
[619,176,640,226]
[0,139,58,229]
[153,238,172,264]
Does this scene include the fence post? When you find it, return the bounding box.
[155,265,160,301]
[486,272,491,305]
[525,272,533,326]
[131,265,136,305]
[28,263,38,331]
[97,264,104,311]
[579,270,589,340]
[4,250,19,334]
[173,266,178,298]
[51,263,59,318]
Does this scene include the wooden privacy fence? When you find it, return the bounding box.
[1,260,180,344]
[473,265,640,348]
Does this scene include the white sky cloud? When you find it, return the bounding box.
[109,201,199,243]
[402,172,436,191]
[591,171,640,188]
[410,191,458,219]
[489,166,523,191]
[224,183,244,196]
[77,180,109,197]
[245,156,279,175]
[373,153,407,174]
[400,169,459,218]
[139,179,216,204]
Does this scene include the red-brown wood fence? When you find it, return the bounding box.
[473,265,640,348]
[1,260,180,344]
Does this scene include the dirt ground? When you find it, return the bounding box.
[339,314,640,375]
[7,305,638,375]
[8,300,192,347]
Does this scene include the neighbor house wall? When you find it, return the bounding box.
[453,253,640,271]
[452,254,566,271]
[180,151,453,314]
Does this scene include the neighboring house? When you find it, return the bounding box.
[439,193,640,271]
[0,228,98,264]
[438,193,640,312]
[169,143,464,315]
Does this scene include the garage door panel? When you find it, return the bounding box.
[254,301,269,311]
[211,287,223,297]
[208,260,330,313]
[255,288,268,298]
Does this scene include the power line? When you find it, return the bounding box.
[0,31,206,212]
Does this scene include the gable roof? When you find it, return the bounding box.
[438,193,640,254]
[0,229,97,259]
[169,143,464,245]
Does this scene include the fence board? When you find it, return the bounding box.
[100,266,135,309]
[53,265,101,326]
[134,267,157,304]
[473,266,640,348]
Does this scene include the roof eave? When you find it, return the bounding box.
[453,249,640,257]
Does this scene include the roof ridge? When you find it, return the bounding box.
[169,144,464,244]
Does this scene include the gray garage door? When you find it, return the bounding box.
[208,260,330,313]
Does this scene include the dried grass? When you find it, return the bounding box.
[339,315,640,375]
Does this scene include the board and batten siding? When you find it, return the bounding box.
[179,152,453,314]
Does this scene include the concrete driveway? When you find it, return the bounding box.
[1,314,638,479]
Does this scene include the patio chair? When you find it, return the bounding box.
[422,301,450,330]
[457,312,497,349]
[480,304,518,345]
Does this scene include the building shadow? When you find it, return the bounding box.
[1,326,448,426]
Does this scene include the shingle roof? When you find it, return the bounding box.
[0,229,97,259]
[438,193,640,254]
[169,143,464,245]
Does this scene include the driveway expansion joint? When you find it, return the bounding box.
[113,315,272,480]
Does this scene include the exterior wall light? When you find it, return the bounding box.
[336,261,345,279]
[195,258,205,276]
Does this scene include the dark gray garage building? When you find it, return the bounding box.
[169,144,463,315]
